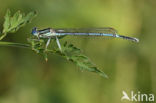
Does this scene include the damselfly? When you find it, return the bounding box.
[31,27,139,51]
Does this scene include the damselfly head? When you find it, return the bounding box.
[31,27,38,36]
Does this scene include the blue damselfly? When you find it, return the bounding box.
[31,27,139,51]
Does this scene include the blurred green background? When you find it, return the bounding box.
[0,0,156,103]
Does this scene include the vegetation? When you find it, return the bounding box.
[0,9,107,78]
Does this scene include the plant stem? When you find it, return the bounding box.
[0,41,30,48]
[0,33,7,40]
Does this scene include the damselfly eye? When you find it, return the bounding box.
[31,27,37,35]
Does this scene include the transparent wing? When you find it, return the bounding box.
[54,27,139,42]
[54,27,117,34]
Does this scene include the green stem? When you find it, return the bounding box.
[0,33,7,40]
[0,41,30,48]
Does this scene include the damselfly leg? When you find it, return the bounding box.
[45,37,62,51]
[56,36,62,52]
[45,38,51,50]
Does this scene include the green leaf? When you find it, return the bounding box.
[3,9,11,33]
[61,42,108,78]
[0,9,37,40]
[27,38,45,53]
[4,10,37,33]
[28,38,108,78]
